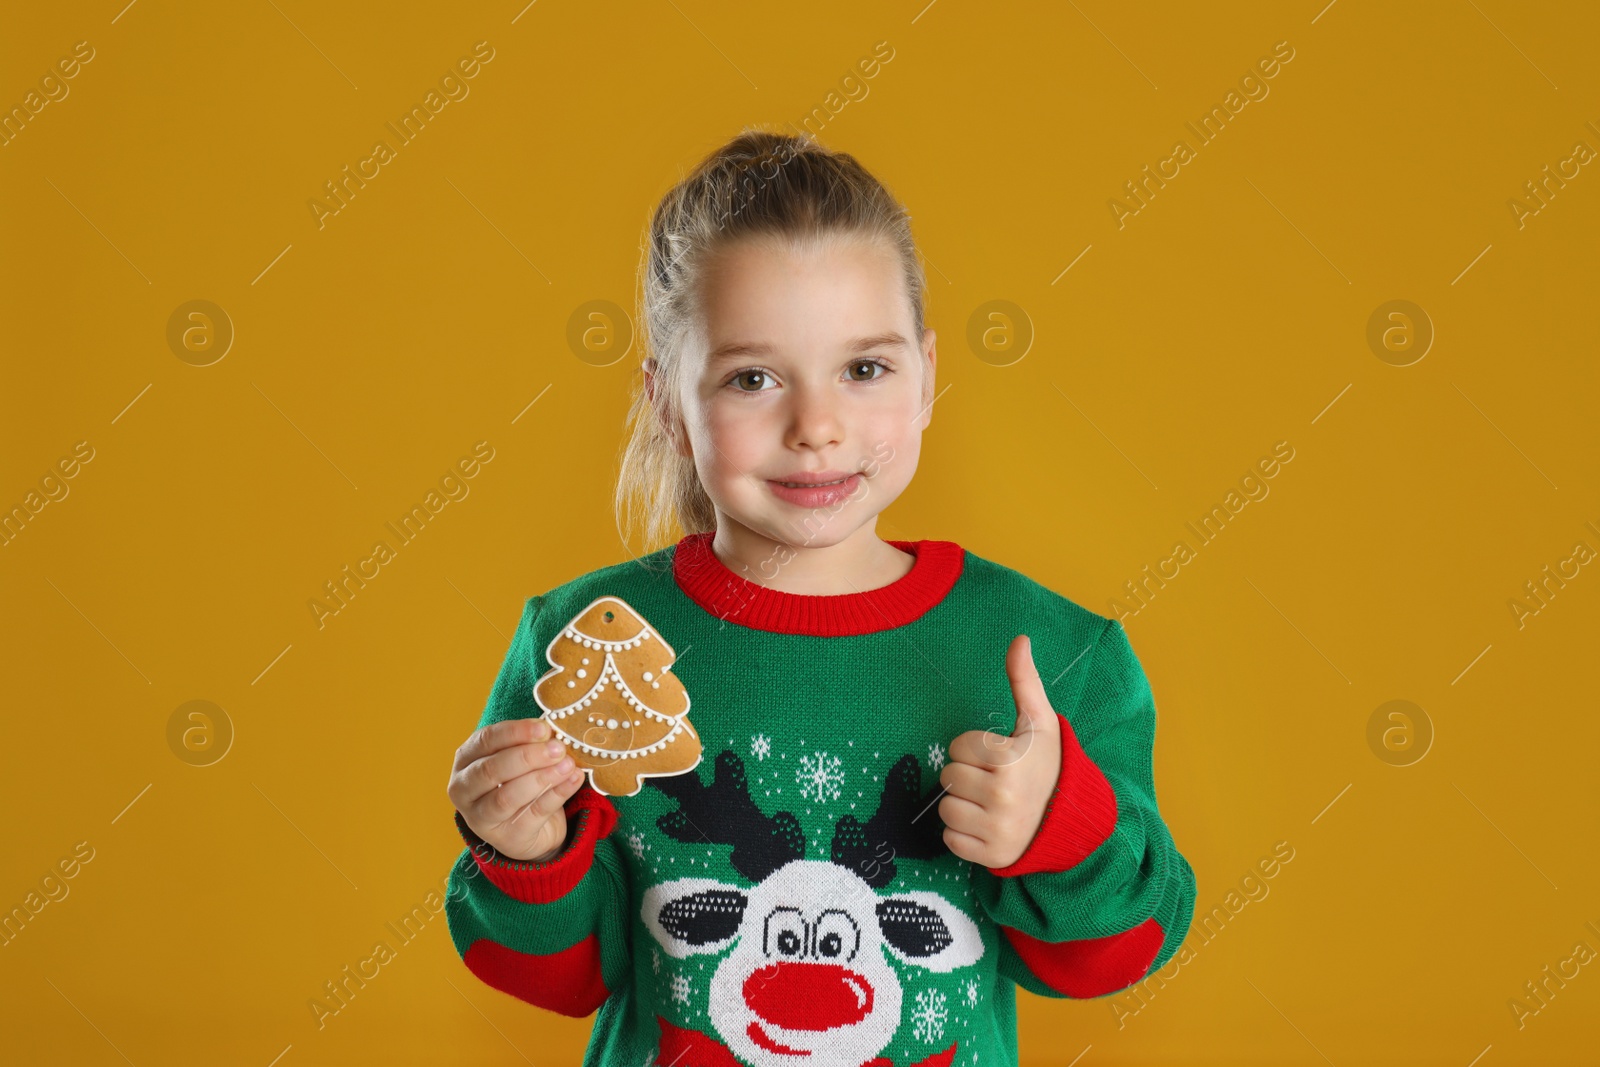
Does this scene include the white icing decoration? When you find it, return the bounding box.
[540,651,679,722]
[550,715,692,760]
[563,623,651,653]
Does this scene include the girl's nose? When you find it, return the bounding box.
[743,962,874,1030]
[783,385,844,451]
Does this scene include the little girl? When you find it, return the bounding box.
[444,129,1196,1067]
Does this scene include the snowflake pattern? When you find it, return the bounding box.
[797,750,844,802]
[963,978,979,1008]
[911,987,948,1043]
[652,948,661,975]
[626,830,645,860]
[751,733,772,761]
[927,742,946,772]
[670,972,691,1005]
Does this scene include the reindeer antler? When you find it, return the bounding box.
[653,750,806,884]
[832,754,948,888]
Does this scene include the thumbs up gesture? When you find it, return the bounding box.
[938,635,1064,868]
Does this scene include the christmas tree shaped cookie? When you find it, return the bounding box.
[533,595,701,796]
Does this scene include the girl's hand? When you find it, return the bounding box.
[449,717,586,863]
[937,635,1064,868]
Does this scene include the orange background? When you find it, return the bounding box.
[2,2,1596,1064]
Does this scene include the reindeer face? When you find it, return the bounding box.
[645,750,979,1063]
[644,860,982,1065]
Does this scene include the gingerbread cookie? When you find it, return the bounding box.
[533,595,701,796]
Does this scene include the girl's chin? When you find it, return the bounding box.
[715,510,867,550]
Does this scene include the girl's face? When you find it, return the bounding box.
[662,233,936,549]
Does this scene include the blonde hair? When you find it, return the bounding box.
[613,127,929,556]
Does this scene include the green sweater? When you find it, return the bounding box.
[445,532,1196,1066]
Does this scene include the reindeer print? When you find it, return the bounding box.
[641,750,985,1066]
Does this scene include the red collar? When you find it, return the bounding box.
[671,530,965,636]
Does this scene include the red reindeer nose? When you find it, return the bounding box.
[743,963,874,1031]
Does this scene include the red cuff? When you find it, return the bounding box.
[454,784,619,904]
[987,715,1118,877]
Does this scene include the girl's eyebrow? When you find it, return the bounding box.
[706,332,911,365]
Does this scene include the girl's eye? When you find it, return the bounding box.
[725,358,891,393]
[846,358,890,382]
[731,369,774,392]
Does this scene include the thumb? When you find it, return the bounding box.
[1007,635,1059,738]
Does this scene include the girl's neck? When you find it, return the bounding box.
[708,518,916,596]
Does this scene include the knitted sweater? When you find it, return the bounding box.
[445,532,1196,1066]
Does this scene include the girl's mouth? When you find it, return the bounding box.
[777,477,849,488]
[766,473,864,507]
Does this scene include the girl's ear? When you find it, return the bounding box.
[920,329,938,429]
[644,359,693,458]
